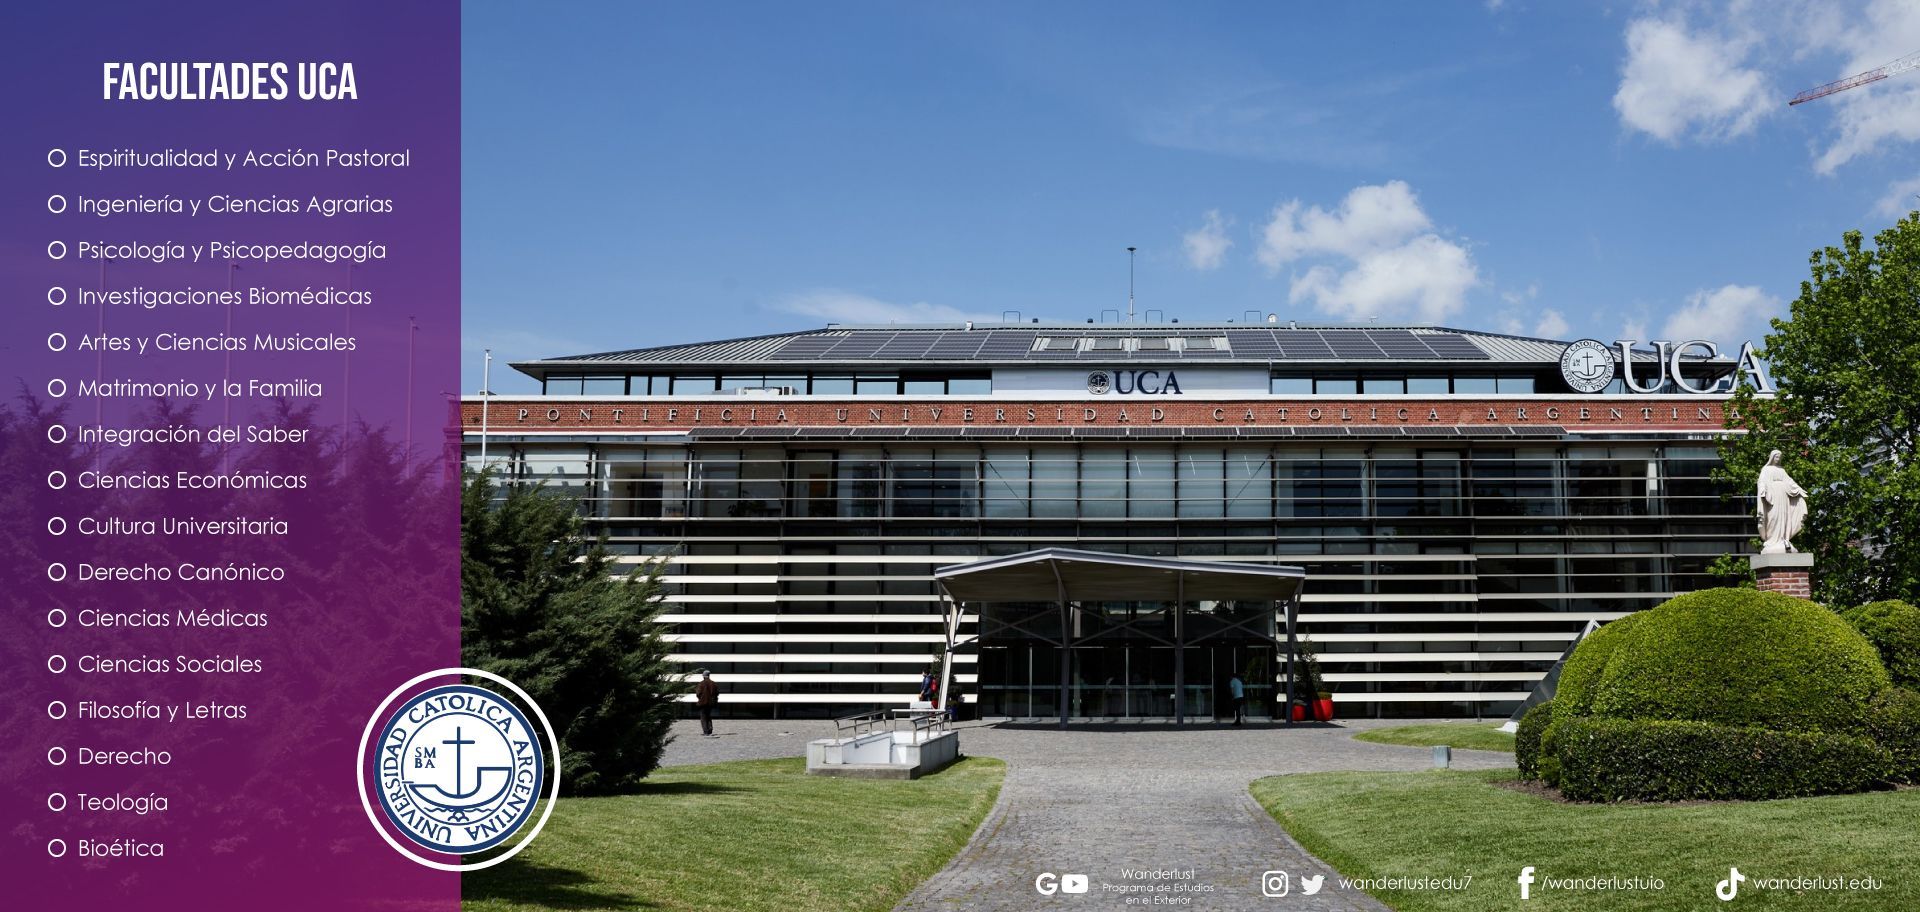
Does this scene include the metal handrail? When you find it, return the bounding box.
[893,707,950,737]
[833,709,890,737]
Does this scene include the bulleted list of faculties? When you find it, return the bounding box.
[36,102,429,855]
[5,4,460,909]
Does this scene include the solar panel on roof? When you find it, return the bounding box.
[875,335,936,358]
[1227,330,1283,355]
[924,335,987,359]
[823,334,891,358]
[1324,332,1388,358]
[1420,334,1491,359]
[1370,329,1435,358]
[1273,331,1334,359]
[771,336,842,358]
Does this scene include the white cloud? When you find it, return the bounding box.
[1288,234,1479,323]
[1500,283,1540,306]
[1621,318,1649,343]
[1532,309,1571,338]
[1613,17,1771,143]
[1660,284,1783,346]
[1258,181,1433,266]
[773,289,991,325]
[1182,210,1233,270]
[1875,175,1920,217]
[1258,181,1479,323]
[1814,79,1920,176]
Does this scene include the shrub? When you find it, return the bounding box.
[1538,722,1563,788]
[1552,717,1891,802]
[1553,614,1643,722]
[1843,600,1920,689]
[1588,588,1889,734]
[1870,687,1920,784]
[1516,701,1554,781]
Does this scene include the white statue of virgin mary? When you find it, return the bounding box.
[1757,449,1808,554]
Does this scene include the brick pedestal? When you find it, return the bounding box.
[1751,552,1814,599]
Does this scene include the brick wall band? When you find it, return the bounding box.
[462,397,1728,434]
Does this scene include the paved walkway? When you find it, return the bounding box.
[663,718,1512,912]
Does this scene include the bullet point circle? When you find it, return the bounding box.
[47,194,66,214]
[47,563,67,582]
[47,516,67,535]
[48,286,67,306]
[47,425,68,444]
[47,470,67,489]
[47,608,66,628]
[48,148,67,167]
[46,378,66,398]
[47,240,66,260]
[47,839,66,858]
[48,655,67,673]
[47,746,67,765]
[48,332,67,351]
[47,701,66,720]
[47,792,67,812]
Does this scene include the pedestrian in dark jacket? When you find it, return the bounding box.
[696,672,720,736]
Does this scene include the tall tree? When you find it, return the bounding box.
[1720,213,1920,606]
[461,469,685,795]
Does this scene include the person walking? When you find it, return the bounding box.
[695,671,720,737]
[1228,673,1246,726]
[919,664,938,707]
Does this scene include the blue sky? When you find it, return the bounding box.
[463,1,1920,393]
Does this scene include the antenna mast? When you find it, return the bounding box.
[1126,246,1137,323]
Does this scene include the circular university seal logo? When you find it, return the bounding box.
[359,669,558,871]
[1559,339,1615,393]
[1086,371,1111,395]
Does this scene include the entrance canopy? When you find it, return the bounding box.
[936,548,1305,603]
[932,548,1306,727]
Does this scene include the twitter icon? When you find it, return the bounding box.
[1300,874,1326,895]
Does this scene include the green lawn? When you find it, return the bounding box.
[1352,722,1515,753]
[463,757,1004,912]
[1253,769,1918,911]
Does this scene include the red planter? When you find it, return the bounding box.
[1290,699,1337,722]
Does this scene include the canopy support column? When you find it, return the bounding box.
[1173,571,1185,725]
[1283,595,1298,728]
[1052,562,1070,730]
[937,590,959,722]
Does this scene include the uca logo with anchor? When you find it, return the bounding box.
[1559,339,1615,394]
[361,670,557,868]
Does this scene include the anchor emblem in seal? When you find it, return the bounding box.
[371,683,544,854]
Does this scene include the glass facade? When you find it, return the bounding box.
[469,437,1747,719]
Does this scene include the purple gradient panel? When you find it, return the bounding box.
[1,2,460,909]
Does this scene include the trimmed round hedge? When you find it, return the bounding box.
[1552,717,1891,802]
[1552,614,1643,721]
[1843,600,1920,690]
[1870,687,1920,784]
[1587,588,1888,734]
[1515,700,1553,781]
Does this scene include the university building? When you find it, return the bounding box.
[461,322,1761,720]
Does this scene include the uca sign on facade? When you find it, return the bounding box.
[1560,340,1774,395]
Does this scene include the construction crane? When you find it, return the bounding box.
[1789,50,1920,105]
